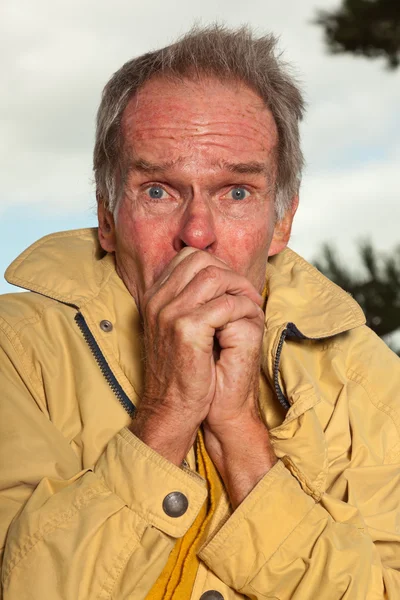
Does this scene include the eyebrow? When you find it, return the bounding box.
[127,157,270,177]
[220,160,270,176]
[128,158,181,174]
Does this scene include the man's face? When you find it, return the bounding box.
[98,76,297,306]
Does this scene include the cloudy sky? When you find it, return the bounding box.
[1,0,399,296]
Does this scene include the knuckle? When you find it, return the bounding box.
[173,315,192,341]
[157,306,169,328]
[200,264,220,281]
[180,246,200,260]
[157,304,177,329]
[184,248,204,267]
[221,293,235,312]
[190,250,217,270]
[257,305,265,320]
[144,295,158,323]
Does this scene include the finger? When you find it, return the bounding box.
[154,252,262,313]
[183,294,263,337]
[154,248,230,296]
[171,265,263,312]
[146,249,232,314]
[216,313,264,348]
[156,247,201,288]
[154,266,263,328]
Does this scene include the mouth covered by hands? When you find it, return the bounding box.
[130,246,268,472]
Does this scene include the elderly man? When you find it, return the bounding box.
[0,26,399,600]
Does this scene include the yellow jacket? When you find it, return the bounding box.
[0,228,399,599]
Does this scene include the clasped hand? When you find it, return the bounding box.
[131,247,268,471]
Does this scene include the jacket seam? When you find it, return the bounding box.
[281,456,326,502]
[77,262,115,310]
[199,461,288,560]
[245,511,366,596]
[1,296,56,331]
[241,504,316,592]
[6,275,86,305]
[7,255,114,309]
[8,310,46,331]
[385,443,400,464]
[0,317,46,408]
[282,250,365,324]
[117,431,206,486]
[346,367,400,442]
[2,481,109,584]
[113,434,206,530]
[124,532,175,599]
[5,228,101,302]
[97,524,141,599]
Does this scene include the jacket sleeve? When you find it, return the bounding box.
[0,330,207,600]
[198,340,400,599]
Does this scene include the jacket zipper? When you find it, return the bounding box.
[273,322,307,411]
[75,311,303,418]
[75,312,136,417]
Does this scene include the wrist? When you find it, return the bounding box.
[204,406,266,445]
[130,407,199,466]
[204,417,276,471]
[203,415,277,508]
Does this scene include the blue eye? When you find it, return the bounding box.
[147,185,166,199]
[230,187,249,201]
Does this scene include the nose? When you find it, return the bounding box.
[174,195,217,252]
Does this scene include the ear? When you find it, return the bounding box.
[97,201,117,253]
[268,195,299,257]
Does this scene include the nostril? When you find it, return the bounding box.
[176,215,217,251]
[173,237,188,252]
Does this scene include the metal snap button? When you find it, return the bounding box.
[200,591,224,600]
[162,491,188,518]
[100,320,113,332]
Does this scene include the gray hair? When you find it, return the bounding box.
[94,24,305,221]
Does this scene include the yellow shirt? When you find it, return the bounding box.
[146,430,223,599]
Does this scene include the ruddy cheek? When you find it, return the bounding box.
[226,225,270,274]
[133,223,174,283]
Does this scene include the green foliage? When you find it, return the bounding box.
[315,0,400,69]
[314,241,400,354]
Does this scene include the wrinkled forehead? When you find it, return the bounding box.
[121,75,279,157]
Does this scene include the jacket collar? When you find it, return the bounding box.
[5,228,365,339]
[266,248,365,338]
[5,228,117,309]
